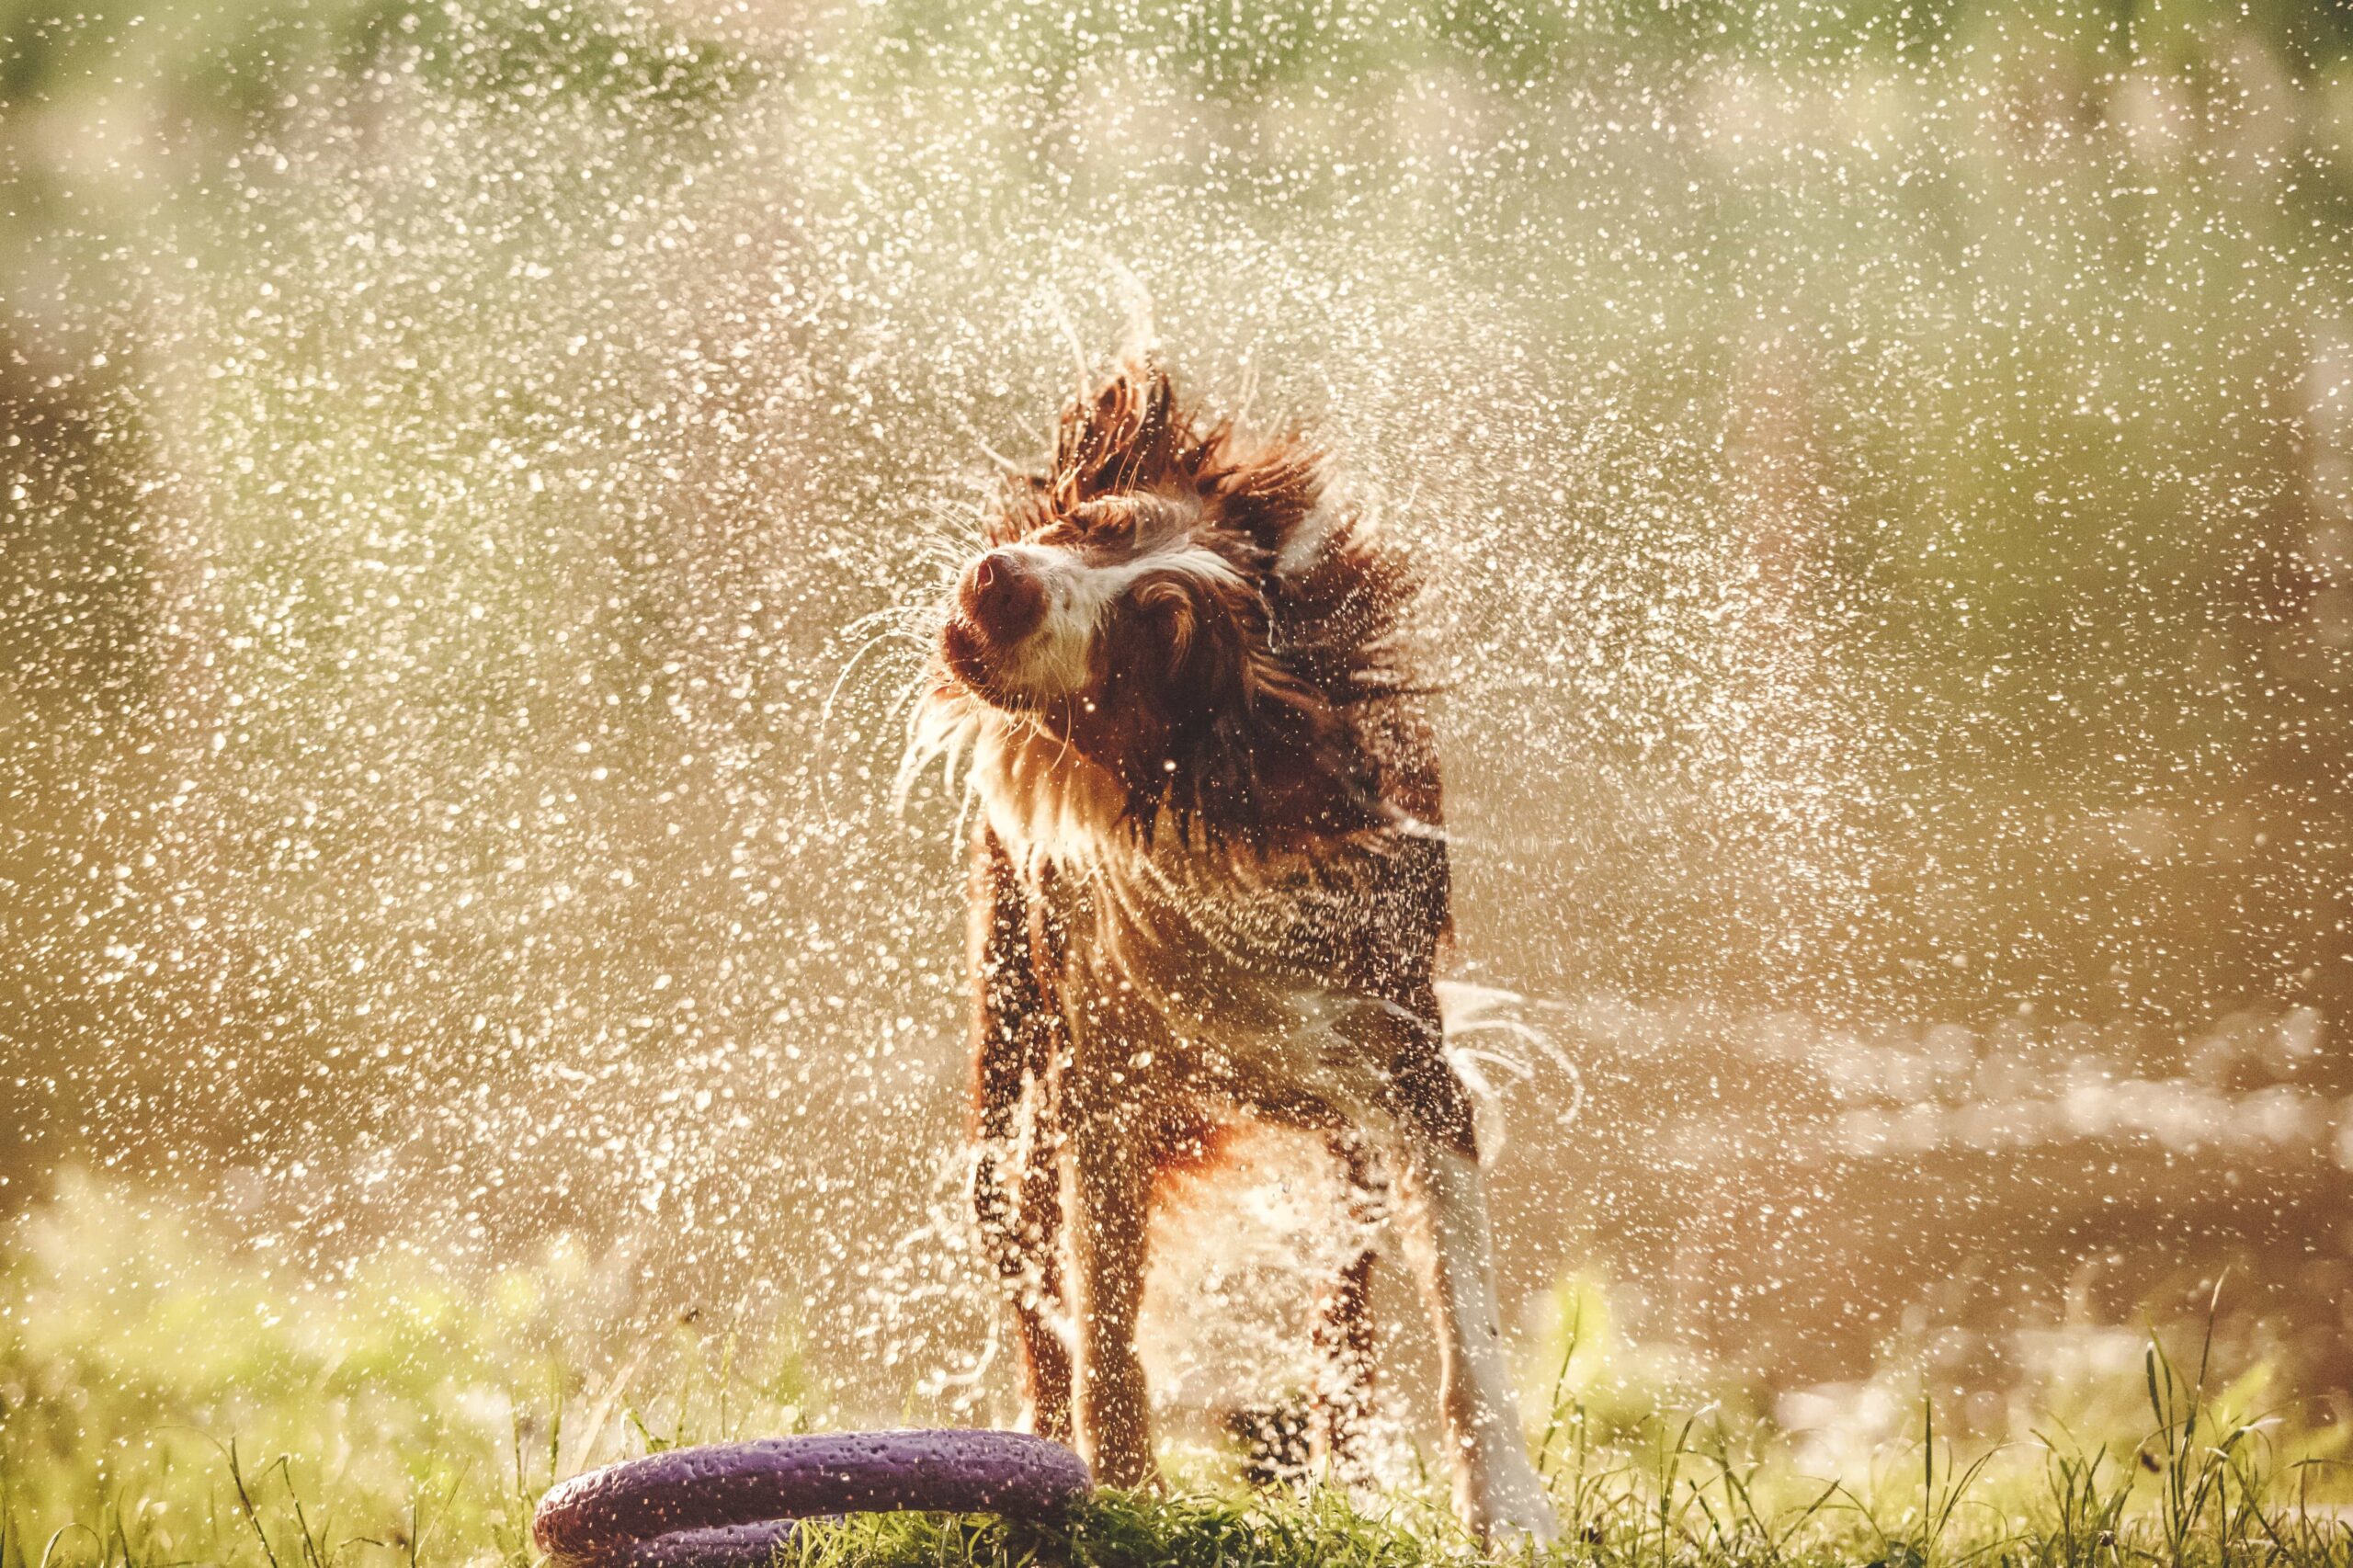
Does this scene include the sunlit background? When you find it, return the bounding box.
[4,0,2351,1540]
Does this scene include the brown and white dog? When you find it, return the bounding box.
[906,359,1556,1545]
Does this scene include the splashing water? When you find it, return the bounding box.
[4,0,2350,1440]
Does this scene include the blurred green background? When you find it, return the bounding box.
[3,0,2352,1495]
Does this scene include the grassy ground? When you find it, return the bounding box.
[5,1178,2349,1568]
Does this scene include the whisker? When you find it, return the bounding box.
[815,628,932,833]
[841,604,915,636]
[923,494,990,530]
[835,603,938,650]
[903,548,966,585]
[909,505,987,560]
[912,530,977,566]
[900,509,974,548]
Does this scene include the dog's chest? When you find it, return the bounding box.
[1033,837,1426,1116]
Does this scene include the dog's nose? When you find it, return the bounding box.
[959,550,1046,645]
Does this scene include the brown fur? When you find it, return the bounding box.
[965,367,1436,850]
[915,362,1548,1542]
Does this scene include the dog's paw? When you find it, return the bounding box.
[1475,1506,1559,1558]
[1458,1449,1558,1555]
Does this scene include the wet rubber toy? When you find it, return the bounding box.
[533,1430,1093,1568]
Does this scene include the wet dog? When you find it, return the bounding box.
[905,359,1555,1544]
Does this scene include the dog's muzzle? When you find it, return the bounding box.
[958,550,1048,648]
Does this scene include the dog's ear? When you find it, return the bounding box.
[1199,428,1323,556]
[1129,576,1199,669]
[1052,360,1181,504]
[1125,576,1254,733]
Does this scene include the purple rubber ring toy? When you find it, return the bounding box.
[534,1430,1093,1568]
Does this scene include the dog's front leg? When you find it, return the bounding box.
[1064,1105,1158,1489]
[967,826,1074,1440]
[1363,1002,1558,1548]
[1396,1131,1556,1546]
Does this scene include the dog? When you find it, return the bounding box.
[905,358,1557,1545]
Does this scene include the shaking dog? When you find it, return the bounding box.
[908,359,1555,1544]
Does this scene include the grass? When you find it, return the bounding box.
[3,1178,2349,1568]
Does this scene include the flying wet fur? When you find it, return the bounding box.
[907,359,1556,1546]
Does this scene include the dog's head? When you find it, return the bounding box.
[927,359,1422,842]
